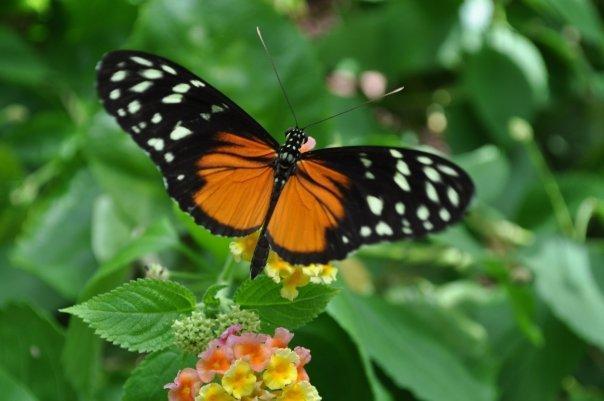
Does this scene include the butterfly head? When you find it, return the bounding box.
[284,127,308,146]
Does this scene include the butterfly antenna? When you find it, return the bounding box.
[256,26,299,127]
[302,86,404,130]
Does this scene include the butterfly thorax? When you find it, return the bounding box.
[274,127,307,187]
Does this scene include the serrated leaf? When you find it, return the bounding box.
[62,279,196,352]
[235,276,338,330]
[123,348,196,401]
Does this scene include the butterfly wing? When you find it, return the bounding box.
[267,146,474,264]
[97,50,279,236]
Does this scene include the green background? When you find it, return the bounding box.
[1,0,603,400]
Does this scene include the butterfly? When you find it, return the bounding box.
[96,50,474,278]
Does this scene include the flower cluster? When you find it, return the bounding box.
[166,325,320,401]
[230,233,337,301]
[173,305,261,355]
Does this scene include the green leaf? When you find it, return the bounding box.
[202,283,227,311]
[12,170,99,299]
[464,26,548,146]
[526,238,604,349]
[91,195,133,262]
[500,311,584,401]
[456,145,511,204]
[123,348,197,401]
[0,367,40,401]
[0,27,48,86]
[328,289,496,401]
[293,314,379,401]
[235,276,338,330]
[0,303,76,401]
[62,279,197,352]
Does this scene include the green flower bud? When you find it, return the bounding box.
[172,311,215,355]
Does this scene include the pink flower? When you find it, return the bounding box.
[227,333,272,372]
[219,324,243,345]
[196,340,234,383]
[268,328,294,349]
[300,136,316,153]
[294,347,311,382]
[164,368,201,401]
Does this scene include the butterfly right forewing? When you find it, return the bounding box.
[97,50,279,236]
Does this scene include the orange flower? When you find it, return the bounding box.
[227,333,272,372]
[197,341,234,382]
[293,347,311,382]
[268,328,293,349]
[165,368,201,401]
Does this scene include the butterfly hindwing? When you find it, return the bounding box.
[267,146,474,264]
[97,50,279,236]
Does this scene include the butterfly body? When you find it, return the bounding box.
[96,50,475,278]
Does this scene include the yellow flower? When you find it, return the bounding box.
[230,233,260,262]
[276,381,321,401]
[266,254,294,283]
[280,268,310,301]
[221,359,257,399]
[262,349,299,390]
[302,264,337,284]
[196,383,235,401]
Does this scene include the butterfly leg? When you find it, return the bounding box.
[250,234,270,278]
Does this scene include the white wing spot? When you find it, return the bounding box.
[109,89,120,99]
[447,187,460,206]
[395,202,405,215]
[162,94,183,104]
[131,126,140,134]
[417,205,430,220]
[161,64,177,75]
[211,104,224,113]
[390,149,402,158]
[438,164,459,176]
[147,138,164,151]
[365,171,375,180]
[139,121,147,129]
[396,160,410,175]
[403,227,412,234]
[402,219,410,227]
[151,113,162,124]
[426,182,439,203]
[170,126,192,140]
[173,83,190,93]
[110,70,127,81]
[201,113,211,121]
[191,80,205,87]
[117,108,126,117]
[164,152,174,163]
[127,100,141,114]
[439,208,451,222]
[417,155,433,165]
[177,174,185,181]
[140,69,163,79]
[424,221,434,230]
[376,221,393,236]
[366,195,383,215]
[360,226,372,237]
[360,157,372,167]
[394,173,410,191]
[424,166,441,182]
[130,56,153,66]
[130,81,153,93]
[342,235,349,244]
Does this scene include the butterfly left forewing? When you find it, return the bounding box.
[267,146,474,264]
[97,50,279,236]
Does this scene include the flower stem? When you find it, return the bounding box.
[217,254,235,285]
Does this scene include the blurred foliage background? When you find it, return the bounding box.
[1,0,604,400]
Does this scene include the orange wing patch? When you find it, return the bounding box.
[194,132,276,232]
[267,159,349,254]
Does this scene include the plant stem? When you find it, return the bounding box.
[523,139,576,239]
[217,255,235,285]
